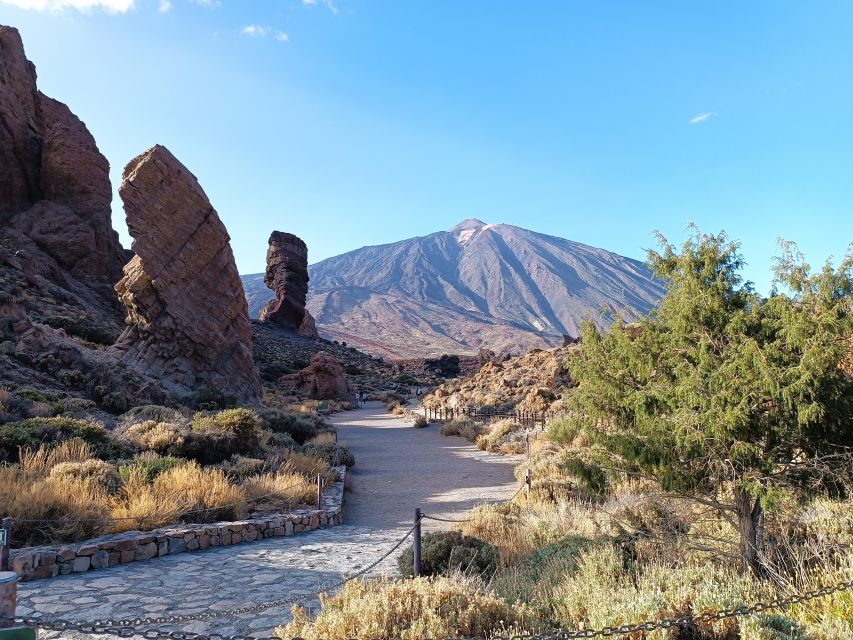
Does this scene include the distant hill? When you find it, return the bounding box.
[242,219,666,358]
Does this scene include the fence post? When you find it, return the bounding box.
[0,571,16,630]
[413,508,422,578]
[0,518,10,572]
[316,474,323,510]
[525,469,532,501]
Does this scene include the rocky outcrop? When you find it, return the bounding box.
[298,310,320,338]
[279,351,351,400]
[113,145,261,404]
[0,26,126,311]
[259,232,310,332]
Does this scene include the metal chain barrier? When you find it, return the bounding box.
[7,577,852,640]
[8,520,422,640]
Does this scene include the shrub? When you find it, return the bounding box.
[100,392,129,414]
[0,466,112,547]
[243,472,316,511]
[291,359,309,370]
[42,314,119,345]
[0,417,115,462]
[119,420,185,453]
[112,462,245,531]
[262,430,299,453]
[49,459,121,493]
[19,440,93,476]
[343,364,362,375]
[398,531,499,580]
[412,415,429,429]
[120,405,186,426]
[278,576,534,640]
[219,455,267,480]
[301,442,355,468]
[259,363,293,382]
[191,385,236,410]
[191,408,261,461]
[476,419,517,451]
[118,452,186,484]
[257,408,328,444]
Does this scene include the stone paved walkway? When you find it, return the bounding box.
[17,402,522,639]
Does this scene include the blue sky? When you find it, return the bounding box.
[1,0,851,294]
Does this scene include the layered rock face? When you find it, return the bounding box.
[259,232,310,332]
[279,351,351,400]
[0,26,126,311]
[113,145,261,403]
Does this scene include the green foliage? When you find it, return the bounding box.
[398,531,499,580]
[42,315,119,346]
[396,373,417,385]
[259,363,292,382]
[564,228,853,570]
[218,455,267,480]
[258,408,329,444]
[192,385,237,410]
[118,453,186,483]
[100,392,129,414]
[120,405,186,426]
[343,364,362,375]
[191,408,261,461]
[0,417,119,462]
[302,442,355,468]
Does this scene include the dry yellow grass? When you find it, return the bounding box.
[243,472,316,511]
[0,466,112,546]
[305,432,337,445]
[281,451,336,486]
[19,440,93,475]
[277,576,539,640]
[111,462,245,531]
[122,420,184,452]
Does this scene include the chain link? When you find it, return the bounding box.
[10,577,851,640]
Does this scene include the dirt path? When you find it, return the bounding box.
[17,402,522,639]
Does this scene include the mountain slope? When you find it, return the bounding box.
[242,219,666,358]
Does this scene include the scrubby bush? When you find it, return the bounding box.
[219,455,267,480]
[191,385,236,410]
[190,408,261,462]
[343,364,362,375]
[119,420,186,454]
[0,417,117,462]
[42,314,119,346]
[49,459,121,493]
[100,392,129,414]
[440,417,484,442]
[262,430,299,453]
[120,405,186,426]
[398,531,499,580]
[257,407,329,444]
[243,472,316,511]
[412,415,428,429]
[278,576,533,640]
[118,452,186,484]
[301,442,355,468]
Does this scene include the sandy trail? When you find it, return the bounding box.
[17,402,522,639]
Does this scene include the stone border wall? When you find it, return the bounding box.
[9,466,347,581]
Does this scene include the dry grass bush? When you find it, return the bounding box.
[30,401,56,418]
[243,472,316,511]
[277,576,539,640]
[440,417,485,442]
[475,418,517,452]
[281,451,336,487]
[111,462,245,531]
[412,414,428,428]
[121,420,186,453]
[0,466,112,546]
[49,459,121,493]
[18,440,93,475]
[305,432,337,445]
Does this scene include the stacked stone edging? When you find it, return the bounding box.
[9,466,346,581]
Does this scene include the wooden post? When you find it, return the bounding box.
[0,519,10,573]
[0,572,16,629]
[316,474,323,510]
[525,469,532,501]
[413,508,422,577]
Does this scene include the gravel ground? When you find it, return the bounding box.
[16,401,522,639]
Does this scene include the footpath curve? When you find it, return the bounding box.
[16,401,521,639]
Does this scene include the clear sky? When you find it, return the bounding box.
[1,0,851,294]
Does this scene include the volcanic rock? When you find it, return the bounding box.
[113,145,261,403]
[298,310,320,338]
[259,231,310,332]
[278,351,351,400]
[0,26,126,310]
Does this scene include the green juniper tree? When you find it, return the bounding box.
[559,229,853,574]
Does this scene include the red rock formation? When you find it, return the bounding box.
[298,310,320,338]
[259,231,310,332]
[279,351,351,400]
[113,145,261,404]
[0,26,126,309]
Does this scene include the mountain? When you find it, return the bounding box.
[241,219,666,359]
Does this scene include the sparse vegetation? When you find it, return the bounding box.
[398,531,499,580]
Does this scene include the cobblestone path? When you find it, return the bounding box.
[17,402,522,639]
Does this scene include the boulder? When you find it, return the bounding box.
[0,26,126,309]
[113,145,261,404]
[259,231,310,332]
[279,351,351,400]
[298,309,320,338]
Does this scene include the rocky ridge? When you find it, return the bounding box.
[113,145,261,404]
[423,344,579,414]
